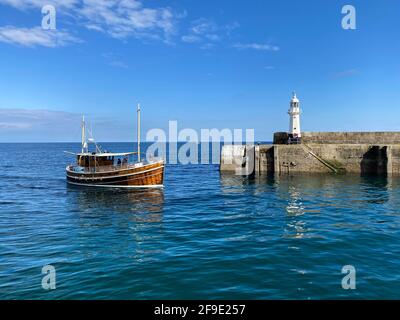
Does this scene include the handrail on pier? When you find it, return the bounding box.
[301,144,339,173]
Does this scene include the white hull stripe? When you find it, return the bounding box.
[66,160,164,175]
[67,181,164,189]
[68,171,163,186]
[66,165,164,181]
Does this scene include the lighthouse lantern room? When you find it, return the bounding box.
[288,92,301,144]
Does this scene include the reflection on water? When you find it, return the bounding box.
[359,175,390,204]
[219,173,261,193]
[65,186,166,264]
[286,186,305,216]
[284,185,307,239]
[219,172,396,240]
[68,186,164,219]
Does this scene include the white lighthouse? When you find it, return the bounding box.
[288,92,301,140]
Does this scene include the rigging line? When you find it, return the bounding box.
[87,121,103,154]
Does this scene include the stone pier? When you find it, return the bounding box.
[220,132,400,175]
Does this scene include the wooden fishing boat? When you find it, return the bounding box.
[65,105,164,188]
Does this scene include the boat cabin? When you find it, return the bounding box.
[77,154,115,168]
[73,152,137,171]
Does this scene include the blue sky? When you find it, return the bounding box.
[0,0,399,142]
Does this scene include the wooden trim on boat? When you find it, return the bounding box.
[67,181,164,189]
[66,160,164,177]
[67,167,163,183]
[66,160,164,187]
[66,165,163,181]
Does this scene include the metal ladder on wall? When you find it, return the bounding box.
[301,144,339,174]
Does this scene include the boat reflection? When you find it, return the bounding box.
[66,186,165,262]
[67,186,164,222]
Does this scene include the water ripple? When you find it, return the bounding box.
[1,143,400,299]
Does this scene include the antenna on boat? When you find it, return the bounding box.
[81,115,86,154]
[137,103,141,162]
[87,124,101,153]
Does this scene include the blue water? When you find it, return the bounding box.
[1,143,400,299]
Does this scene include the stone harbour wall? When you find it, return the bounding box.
[270,144,399,174]
[221,132,400,175]
[274,132,400,145]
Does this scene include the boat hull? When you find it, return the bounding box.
[66,161,164,188]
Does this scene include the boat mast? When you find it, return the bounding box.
[137,104,141,162]
[81,115,86,154]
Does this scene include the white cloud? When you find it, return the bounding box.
[101,51,128,68]
[205,34,220,41]
[225,22,240,35]
[190,18,217,35]
[0,26,81,47]
[0,0,180,43]
[333,69,358,78]
[78,0,178,41]
[181,34,201,43]
[0,108,129,142]
[0,0,78,10]
[0,108,80,130]
[200,43,215,50]
[109,60,128,69]
[181,18,238,48]
[234,42,280,51]
[0,122,31,129]
[0,108,82,142]
[0,1,274,52]
[85,24,104,32]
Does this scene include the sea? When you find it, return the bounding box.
[0,142,400,299]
